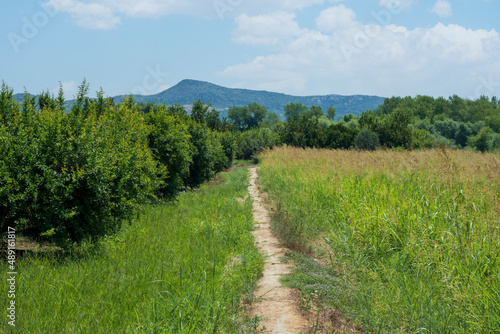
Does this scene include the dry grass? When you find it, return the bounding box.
[259,146,500,333]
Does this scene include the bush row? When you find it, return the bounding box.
[0,83,236,248]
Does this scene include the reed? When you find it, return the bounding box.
[260,146,500,333]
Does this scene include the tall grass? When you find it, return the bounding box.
[259,146,500,333]
[0,168,262,333]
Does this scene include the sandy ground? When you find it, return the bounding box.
[247,166,310,333]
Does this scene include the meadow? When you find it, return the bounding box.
[0,167,262,333]
[259,146,500,333]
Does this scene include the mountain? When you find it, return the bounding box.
[12,80,386,118]
[116,79,385,118]
[13,93,33,103]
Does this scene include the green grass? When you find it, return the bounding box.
[259,147,500,333]
[0,167,262,333]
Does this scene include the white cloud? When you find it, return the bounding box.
[44,0,326,29]
[220,6,500,97]
[233,12,303,45]
[379,0,415,11]
[46,0,121,29]
[420,23,497,62]
[316,5,356,32]
[431,0,452,17]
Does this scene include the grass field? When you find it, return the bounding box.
[1,167,262,333]
[259,146,500,333]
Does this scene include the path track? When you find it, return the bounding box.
[248,166,309,333]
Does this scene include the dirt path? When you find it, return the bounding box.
[247,166,309,333]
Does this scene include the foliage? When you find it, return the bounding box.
[322,123,359,149]
[185,121,218,188]
[376,107,413,148]
[227,102,268,131]
[411,128,435,149]
[217,131,237,169]
[145,106,194,198]
[260,111,281,130]
[284,102,308,121]
[490,133,500,150]
[326,106,336,120]
[354,128,380,150]
[468,127,493,152]
[236,128,276,160]
[1,83,162,248]
[1,81,238,247]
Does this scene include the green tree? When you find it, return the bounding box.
[191,99,211,123]
[1,90,163,248]
[284,102,307,121]
[354,128,380,150]
[411,129,435,149]
[468,127,492,152]
[359,110,379,130]
[228,103,267,130]
[167,103,187,116]
[146,108,194,198]
[322,123,359,149]
[228,105,251,131]
[377,107,412,148]
[305,105,323,118]
[455,123,470,148]
[326,106,336,120]
[260,111,281,130]
[247,102,267,128]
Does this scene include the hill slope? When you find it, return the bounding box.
[116,79,385,117]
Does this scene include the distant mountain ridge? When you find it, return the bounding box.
[115,79,386,117]
[14,79,386,117]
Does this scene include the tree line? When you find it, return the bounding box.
[224,94,500,153]
[0,81,245,248]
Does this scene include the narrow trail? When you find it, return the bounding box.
[247,166,309,333]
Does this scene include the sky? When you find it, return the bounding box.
[1,0,500,100]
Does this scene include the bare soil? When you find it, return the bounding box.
[247,166,310,333]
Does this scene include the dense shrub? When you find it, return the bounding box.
[145,108,194,198]
[354,128,380,150]
[215,131,237,170]
[0,87,162,247]
[322,123,359,149]
[278,116,322,148]
[186,121,217,188]
[468,127,493,152]
[236,128,276,160]
[490,133,500,150]
[411,129,435,149]
[209,132,228,174]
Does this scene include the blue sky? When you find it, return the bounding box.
[1,0,500,100]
